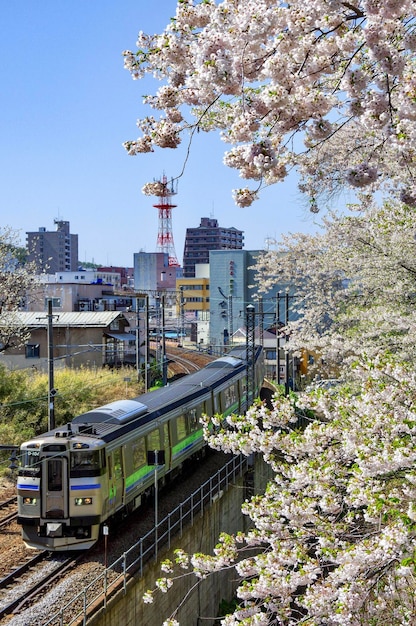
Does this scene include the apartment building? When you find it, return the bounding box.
[26,219,78,273]
[183,217,243,278]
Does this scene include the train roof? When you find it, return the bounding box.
[49,346,261,442]
[70,348,256,440]
[73,399,149,425]
[205,355,243,368]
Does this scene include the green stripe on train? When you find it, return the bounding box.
[125,464,154,490]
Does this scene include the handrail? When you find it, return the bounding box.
[44,454,249,626]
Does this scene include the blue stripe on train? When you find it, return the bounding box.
[17,483,39,491]
[70,484,101,490]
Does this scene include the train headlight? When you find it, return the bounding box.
[23,497,37,505]
[75,497,93,506]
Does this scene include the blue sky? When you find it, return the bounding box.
[2,1,334,267]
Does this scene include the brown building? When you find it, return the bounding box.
[176,277,210,317]
[0,311,136,370]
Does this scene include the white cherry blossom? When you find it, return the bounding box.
[124,0,416,206]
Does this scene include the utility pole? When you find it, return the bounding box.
[161,293,168,386]
[144,294,149,391]
[228,294,233,347]
[179,286,185,342]
[276,294,281,387]
[47,298,57,430]
[135,296,140,383]
[258,296,264,348]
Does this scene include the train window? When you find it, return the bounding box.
[21,449,40,468]
[114,448,122,479]
[48,459,62,492]
[224,384,237,409]
[147,429,160,452]
[187,409,199,433]
[132,439,146,469]
[163,423,169,455]
[176,415,187,440]
[214,393,221,414]
[71,450,101,471]
[43,444,67,452]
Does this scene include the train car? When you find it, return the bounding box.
[17,346,264,551]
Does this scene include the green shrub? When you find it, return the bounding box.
[0,366,145,447]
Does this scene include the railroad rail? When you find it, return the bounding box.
[0,496,17,511]
[167,351,202,375]
[0,497,17,529]
[0,552,81,620]
[28,454,249,626]
[0,511,17,530]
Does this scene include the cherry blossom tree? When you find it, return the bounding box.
[255,200,416,377]
[146,358,416,625]
[0,228,39,352]
[141,201,416,624]
[123,3,416,623]
[123,0,416,207]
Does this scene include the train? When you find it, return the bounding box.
[16,346,264,551]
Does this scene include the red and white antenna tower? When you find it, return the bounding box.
[153,174,180,267]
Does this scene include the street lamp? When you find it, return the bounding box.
[147,449,165,560]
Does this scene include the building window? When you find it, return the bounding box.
[45,297,61,308]
[26,344,40,358]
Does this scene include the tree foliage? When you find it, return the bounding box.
[123,0,416,208]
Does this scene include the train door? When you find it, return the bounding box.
[41,451,69,519]
[107,448,124,513]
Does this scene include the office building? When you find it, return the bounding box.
[209,250,296,350]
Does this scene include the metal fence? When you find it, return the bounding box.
[45,454,249,626]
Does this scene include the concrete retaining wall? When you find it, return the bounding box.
[86,455,272,626]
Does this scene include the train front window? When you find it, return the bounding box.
[70,450,102,472]
[21,449,40,469]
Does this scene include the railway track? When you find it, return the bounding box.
[165,343,215,376]
[0,348,227,624]
[0,497,17,529]
[3,451,233,626]
[167,351,202,375]
[0,551,81,620]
